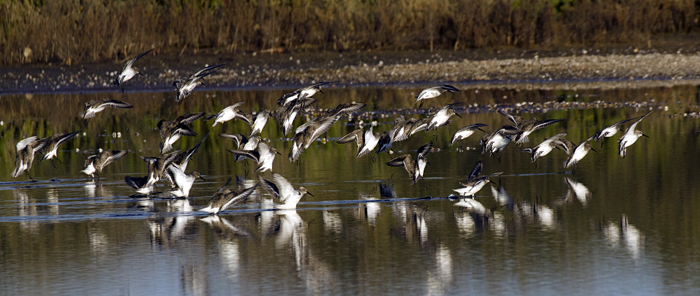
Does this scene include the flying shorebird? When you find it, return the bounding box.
[141,151,179,189]
[258,173,314,209]
[165,164,204,198]
[289,103,366,162]
[81,99,133,119]
[220,134,261,162]
[277,82,331,107]
[480,125,520,159]
[338,125,380,158]
[425,103,462,131]
[388,115,414,142]
[12,136,48,179]
[592,117,638,147]
[248,110,270,137]
[414,85,460,108]
[618,111,652,158]
[376,116,421,154]
[200,179,260,214]
[522,133,567,164]
[274,97,317,136]
[289,113,342,162]
[498,110,564,144]
[81,150,128,180]
[556,137,596,169]
[169,131,208,173]
[210,102,251,126]
[41,131,80,162]
[450,123,487,148]
[157,112,204,153]
[227,142,280,173]
[173,64,226,102]
[113,48,154,92]
[386,141,433,185]
[453,161,503,197]
[375,131,394,155]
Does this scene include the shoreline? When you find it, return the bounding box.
[2,50,700,95]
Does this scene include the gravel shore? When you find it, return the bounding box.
[2,49,700,94]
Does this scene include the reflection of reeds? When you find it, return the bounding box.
[0,0,696,65]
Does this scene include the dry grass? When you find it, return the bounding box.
[0,0,697,65]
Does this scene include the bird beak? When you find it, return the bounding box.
[455,113,462,118]
[198,176,206,182]
[642,134,649,138]
[590,148,597,153]
[307,191,314,197]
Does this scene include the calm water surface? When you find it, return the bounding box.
[1,84,700,295]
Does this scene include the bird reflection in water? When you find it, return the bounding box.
[45,188,60,217]
[564,177,592,206]
[513,201,557,231]
[146,199,196,249]
[356,192,381,227]
[84,181,113,199]
[601,214,644,260]
[389,201,431,245]
[323,210,344,235]
[271,210,336,294]
[490,184,513,211]
[13,189,39,232]
[426,244,454,296]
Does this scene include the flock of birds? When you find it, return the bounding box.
[9,49,655,215]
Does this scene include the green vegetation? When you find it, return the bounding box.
[0,0,697,65]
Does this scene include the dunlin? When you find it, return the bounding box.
[258,173,314,209]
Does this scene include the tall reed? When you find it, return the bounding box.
[0,0,696,65]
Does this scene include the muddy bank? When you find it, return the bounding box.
[2,48,700,95]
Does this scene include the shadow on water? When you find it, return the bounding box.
[1,85,700,294]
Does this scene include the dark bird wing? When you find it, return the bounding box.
[125,176,149,190]
[531,119,565,131]
[439,84,460,93]
[416,141,433,159]
[176,112,205,125]
[337,129,363,145]
[219,133,247,149]
[554,139,577,155]
[304,116,340,148]
[327,103,366,117]
[498,110,521,127]
[227,149,260,162]
[133,48,154,61]
[101,99,134,109]
[98,150,128,171]
[386,154,410,167]
[190,64,226,80]
[625,110,653,133]
[467,161,483,183]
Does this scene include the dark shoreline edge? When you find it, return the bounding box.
[3,51,700,95]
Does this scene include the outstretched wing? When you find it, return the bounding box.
[467,161,483,183]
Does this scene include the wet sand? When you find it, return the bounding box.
[3,44,700,94]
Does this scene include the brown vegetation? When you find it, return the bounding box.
[0,0,697,65]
